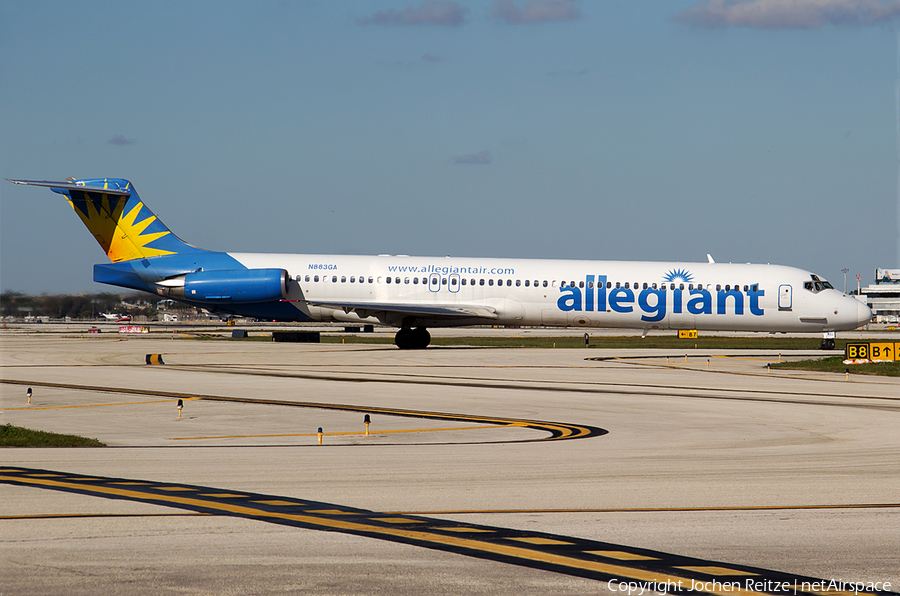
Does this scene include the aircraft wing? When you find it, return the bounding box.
[306,300,499,320]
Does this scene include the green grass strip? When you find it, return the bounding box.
[770,357,900,377]
[0,424,105,447]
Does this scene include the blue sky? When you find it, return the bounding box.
[1,0,898,295]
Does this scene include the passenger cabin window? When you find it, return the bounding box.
[489,279,494,286]
[507,279,512,286]
[461,278,466,285]
[386,277,392,284]
[350,276,355,283]
[404,278,410,284]
[451,278,457,286]
[525,280,530,287]
[305,275,310,282]
[332,276,338,283]
[624,282,630,289]
[480,279,485,286]
[314,275,319,282]
[578,281,583,288]
[543,280,548,287]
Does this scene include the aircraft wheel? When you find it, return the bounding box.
[395,328,415,350]
[822,338,836,350]
[413,327,431,349]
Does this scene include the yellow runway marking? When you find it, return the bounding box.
[5,397,201,411]
[0,467,891,596]
[679,566,759,576]
[588,550,659,561]
[0,513,205,520]
[306,509,357,515]
[510,537,573,545]
[2,379,603,442]
[253,500,304,506]
[392,503,900,514]
[168,424,517,441]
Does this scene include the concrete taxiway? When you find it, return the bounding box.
[1,331,898,595]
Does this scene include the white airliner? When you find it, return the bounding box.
[9,178,871,349]
[98,312,130,322]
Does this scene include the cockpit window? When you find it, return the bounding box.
[805,277,835,294]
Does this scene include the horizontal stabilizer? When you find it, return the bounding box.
[7,179,131,196]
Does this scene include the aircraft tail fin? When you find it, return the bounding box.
[8,178,204,263]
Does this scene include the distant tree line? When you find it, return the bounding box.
[0,291,160,320]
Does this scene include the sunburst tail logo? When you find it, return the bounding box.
[63,178,200,262]
[663,268,694,283]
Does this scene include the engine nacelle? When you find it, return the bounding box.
[158,269,289,303]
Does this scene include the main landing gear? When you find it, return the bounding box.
[395,327,431,350]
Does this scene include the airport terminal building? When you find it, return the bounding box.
[858,268,900,324]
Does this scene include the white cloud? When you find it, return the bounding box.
[674,0,900,29]
[360,0,468,26]
[491,0,581,24]
[451,150,491,164]
[108,135,135,146]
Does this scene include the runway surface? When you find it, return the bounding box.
[2,331,898,595]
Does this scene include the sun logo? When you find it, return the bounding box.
[67,193,175,262]
[663,268,694,283]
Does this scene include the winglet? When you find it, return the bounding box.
[707,254,716,264]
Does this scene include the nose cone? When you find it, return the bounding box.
[857,299,872,327]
